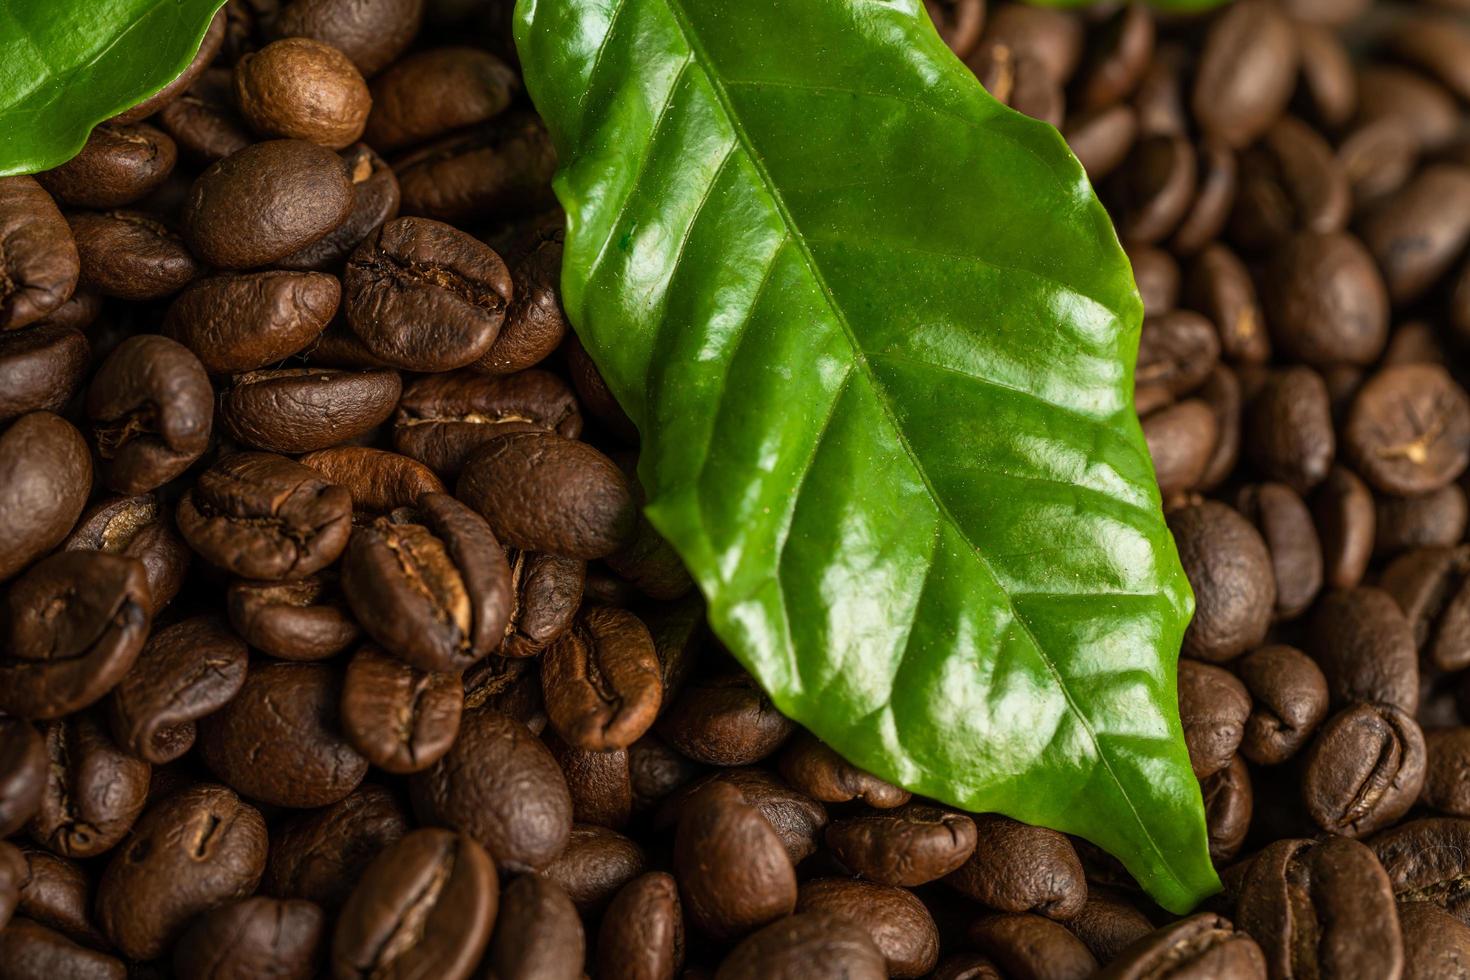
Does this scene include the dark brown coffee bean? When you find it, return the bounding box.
[165,271,340,373]
[1170,501,1275,662]
[13,847,103,948]
[1111,134,1197,245]
[0,412,89,582]
[1309,587,1419,713]
[68,210,201,300]
[1185,244,1269,364]
[263,783,408,910]
[298,446,443,515]
[27,714,149,859]
[1192,0,1298,148]
[1064,105,1138,181]
[1362,165,1470,304]
[235,38,371,148]
[1064,887,1153,964]
[1357,65,1457,153]
[1228,116,1348,253]
[1198,370,1250,490]
[1236,483,1322,620]
[597,871,684,980]
[659,672,796,766]
[0,323,88,422]
[716,911,886,980]
[474,220,569,376]
[1097,913,1264,979]
[38,123,176,209]
[277,144,401,270]
[1295,23,1357,129]
[1346,364,1470,497]
[1389,14,1470,101]
[502,549,585,657]
[461,655,546,730]
[228,573,360,661]
[365,47,517,153]
[674,781,796,942]
[1202,754,1252,864]
[1245,367,1334,493]
[925,0,986,60]
[344,216,512,371]
[0,552,151,720]
[177,452,354,580]
[1144,400,1217,498]
[1235,644,1329,765]
[1313,465,1376,589]
[1170,138,1238,256]
[1377,485,1467,559]
[184,139,353,269]
[393,113,559,225]
[981,4,1081,86]
[1126,245,1179,318]
[343,493,512,672]
[968,913,1099,980]
[219,366,400,454]
[485,874,585,980]
[0,720,45,837]
[174,896,324,980]
[1178,660,1250,779]
[200,662,367,808]
[1372,818,1470,922]
[1135,310,1219,403]
[657,769,828,865]
[945,814,1086,919]
[107,617,248,764]
[796,878,938,978]
[547,733,632,829]
[332,828,496,980]
[1399,900,1470,980]
[1303,702,1426,837]
[267,0,424,76]
[340,645,461,774]
[1072,3,1152,112]
[86,334,212,494]
[541,606,661,752]
[393,369,582,479]
[824,804,975,886]
[542,823,646,914]
[1236,836,1403,978]
[159,67,254,164]
[0,177,80,331]
[1382,546,1470,672]
[0,918,126,980]
[63,494,191,614]
[777,731,911,808]
[970,43,1065,125]
[1423,728,1470,816]
[96,784,268,961]
[410,709,572,871]
[1262,231,1388,367]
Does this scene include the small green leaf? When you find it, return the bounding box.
[517,0,1219,912]
[0,0,226,178]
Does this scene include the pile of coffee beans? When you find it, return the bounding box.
[3,0,1470,976]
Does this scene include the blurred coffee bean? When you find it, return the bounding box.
[1236,483,1323,620]
[174,896,324,980]
[1191,0,1298,148]
[1345,364,1470,496]
[485,874,585,980]
[1381,546,1470,672]
[1262,231,1388,367]
[1313,465,1376,589]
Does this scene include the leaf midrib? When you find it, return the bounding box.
[654,0,1186,895]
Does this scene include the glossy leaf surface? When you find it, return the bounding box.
[516,0,1217,911]
[0,0,225,177]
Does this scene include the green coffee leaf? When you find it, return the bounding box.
[0,0,226,178]
[517,0,1219,912]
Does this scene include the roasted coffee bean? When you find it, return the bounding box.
[1178,660,1251,779]
[1295,23,1357,129]
[164,270,340,373]
[674,781,796,942]
[393,113,559,225]
[1361,165,1470,304]
[14,847,105,948]
[547,734,633,829]
[659,672,797,766]
[37,123,177,209]
[541,606,661,752]
[159,68,254,164]
[501,549,585,657]
[658,769,828,865]
[218,366,400,454]
[1170,501,1275,662]
[279,144,401,270]
[68,210,202,300]
[716,911,886,980]
[1185,244,1269,363]
[174,896,324,980]
[1111,134,1196,245]
[1262,231,1388,367]
[1357,65,1456,153]
[332,828,496,980]
[474,222,570,376]
[1235,644,1329,765]
[0,413,91,582]
[392,369,582,478]
[199,662,368,808]
[1228,116,1348,252]
[1423,728,1470,816]
[0,720,46,837]
[1389,14,1470,101]
[340,645,461,773]
[946,814,1086,919]
[1064,105,1138,181]
[1377,485,1467,559]
[0,323,88,422]
[27,713,149,858]
[968,913,1099,980]
[1127,245,1179,318]
[563,332,638,442]
[299,446,444,514]
[1345,364,1470,497]
[543,823,647,914]
[981,4,1082,85]
[778,731,910,808]
[1245,368,1334,493]
[1313,465,1376,589]
[1171,138,1238,255]
[485,874,585,980]
[1236,483,1322,619]
[1064,888,1153,964]
[462,655,546,729]
[1136,310,1220,400]
[1302,702,1426,837]
[266,0,424,76]
[107,617,248,764]
[795,878,939,978]
[1308,587,1418,712]
[1073,4,1153,112]
[235,38,371,148]
[177,452,354,580]
[342,493,512,671]
[0,177,80,331]
[1192,0,1298,148]
[1143,400,1217,498]
[1371,818,1470,922]
[925,0,986,60]
[366,47,517,152]
[0,551,151,720]
[343,216,511,370]
[0,918,126,980]
[227,573,360,661]
[87,334,212,493]
[184,139,353,269]
[1202,755,1253,864]
[410,709,572,871]
[1236,836,1403,978]
[263,783,408,910]
[597,871,684,980]
[96,784,268,961]
[63,493,191,613]
[1382,546,1470,672]
[1097,913,1264,979]
[1398,900,1470,980]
